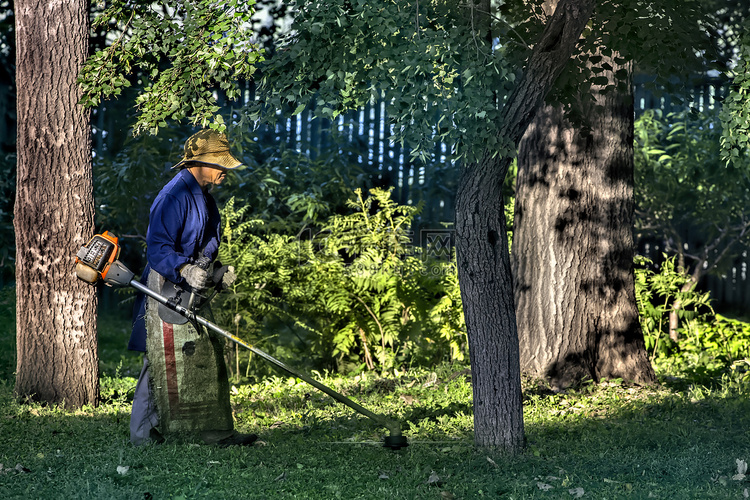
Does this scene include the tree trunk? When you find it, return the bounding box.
[14,0,98,407]
[512,52,656,390]
[455,0,595,452]
[456,152,524,451]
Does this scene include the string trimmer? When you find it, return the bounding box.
[74,231,408,450]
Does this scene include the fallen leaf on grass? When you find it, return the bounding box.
[378,472,389,480]
[0,463,29,474]
[440,491,455,499]
[568,487,585,498]
[426,471,442,485]
[116,465,130,476]
[734,459,748,481]
[537,482,553,491]
[423,373,438,388]
[274,472,286,481]
[743,488,748,498]
[400,395,417,405]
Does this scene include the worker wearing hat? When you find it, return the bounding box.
[129,129,257,447]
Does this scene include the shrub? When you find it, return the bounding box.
[213,188,467,378]
[634,254,714,357]
[635,254,750,392]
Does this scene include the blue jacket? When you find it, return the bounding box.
[128,169,222,352]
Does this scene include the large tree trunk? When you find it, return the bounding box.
[455,0,595,452]
[512,52,656,390]
[14,0,98,407]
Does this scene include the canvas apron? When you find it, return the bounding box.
[145,271,233,436]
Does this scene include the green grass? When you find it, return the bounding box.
[1,370,749,499]
[1,301,750,498]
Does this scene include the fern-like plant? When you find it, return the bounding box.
[214,189,467,376]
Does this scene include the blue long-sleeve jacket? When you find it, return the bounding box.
[128,168,222,352]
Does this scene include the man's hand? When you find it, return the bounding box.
[213,263,236,290]
[181,263,210,290]
[221,266,236,289]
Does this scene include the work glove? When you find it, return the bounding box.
[212,262,236,290]
[221,265,237,289]
[181,263,210,290]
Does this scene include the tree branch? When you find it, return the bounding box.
[497,0,596,147]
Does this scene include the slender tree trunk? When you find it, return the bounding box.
[14,0,98,407]
[512,51,656,390]
[456,151,523,451]
[455,0,595,452]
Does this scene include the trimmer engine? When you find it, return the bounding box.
[75,232,134,286]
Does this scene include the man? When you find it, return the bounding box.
[129,129,257,447]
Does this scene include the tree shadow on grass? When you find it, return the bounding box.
[522,384,750,492]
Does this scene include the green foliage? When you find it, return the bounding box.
[0,285,15,381]
[0,152,14,277]
[721,27,750,165]
[635,109,750,279]
[213,188,467,377]
[249,0,715,163]
[249,0,516,163]
[634,255,714,356]
[516,0,716,123]
[225,131,370,234]
[635,255,750,389]
[79,0,264,135]
[314,187,463,369]
[669,314,750,385]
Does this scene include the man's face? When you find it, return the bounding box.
[208,167,227,186]
[187,164,229,189]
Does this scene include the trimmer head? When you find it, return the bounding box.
[383,434,409,450]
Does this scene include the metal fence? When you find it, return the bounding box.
[230,81,458,227]
[230,76,730,229]
[633,76,750,312]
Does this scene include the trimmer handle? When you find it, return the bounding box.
[194,254,212,271]
[187,254,213,309]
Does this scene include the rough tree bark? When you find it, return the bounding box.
[14,0,98,407]
[455,0,596,452]
[512,46,656,390]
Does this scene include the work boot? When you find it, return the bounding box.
[201,430,258,447]
[149,428,166,444]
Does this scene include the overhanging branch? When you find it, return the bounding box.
[498,0,596,147]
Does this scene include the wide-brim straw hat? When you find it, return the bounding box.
[171,129,243,170]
